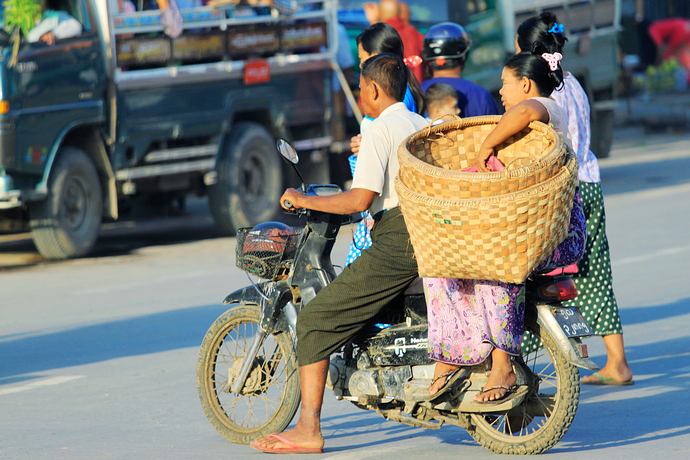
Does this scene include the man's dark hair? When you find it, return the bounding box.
[424,83,458,108]
[361,53,407,102]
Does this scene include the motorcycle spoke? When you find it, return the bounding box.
[208,317,293,430]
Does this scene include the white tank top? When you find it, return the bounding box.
[531,96,574,154]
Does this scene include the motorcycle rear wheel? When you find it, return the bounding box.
[466,328,579,454]
[196,304,300,444]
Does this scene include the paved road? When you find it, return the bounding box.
[2,128,690,459]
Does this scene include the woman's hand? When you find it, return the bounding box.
[477,145,495,171]
[280,188,304,210]
[350,134,362,155]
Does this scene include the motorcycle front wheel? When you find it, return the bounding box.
[196,304,300,444]
[466,327,580,454]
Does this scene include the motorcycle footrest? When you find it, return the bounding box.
[456,385,530,413]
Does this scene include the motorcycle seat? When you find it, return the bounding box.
[404,277,424,296]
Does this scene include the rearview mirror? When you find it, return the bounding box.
[276,138,299,164]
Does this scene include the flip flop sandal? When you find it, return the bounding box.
[428,367,466,401]
[582,371,634,386]
[476,384,520,405]
[249,433,324,454]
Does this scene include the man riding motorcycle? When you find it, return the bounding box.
[250,53,428,454]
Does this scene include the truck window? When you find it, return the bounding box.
[467,0,494,15]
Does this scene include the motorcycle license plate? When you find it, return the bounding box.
[552,307,593,337]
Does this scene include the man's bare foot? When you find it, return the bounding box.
[475,350,516,402]
[429,362,461,395]
[250,425,324,453]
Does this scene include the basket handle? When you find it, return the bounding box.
[423,114,462,137]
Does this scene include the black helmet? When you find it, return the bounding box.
[422,22,471,66]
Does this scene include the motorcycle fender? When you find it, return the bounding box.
[222,283,296,338]
[536,304,598,370]
[223,284,269,306]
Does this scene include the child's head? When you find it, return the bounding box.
[424,83,459,120]
[359,53,407,117]
[515,12,567,55]
[499,52,564,110]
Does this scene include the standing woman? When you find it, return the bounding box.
[516,13,633,385]
[345,22,425,266]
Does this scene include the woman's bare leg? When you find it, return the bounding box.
[582,333,633,383]
[475,348,517,402]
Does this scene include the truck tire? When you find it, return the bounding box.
[209,122,282,235]
[29,147,102,259]
[591,109,614,159]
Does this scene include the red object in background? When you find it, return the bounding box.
[243,59,271,85]
[386,16,424,83]
[648,18,690,60]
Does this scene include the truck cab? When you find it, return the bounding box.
[0,0,337,259]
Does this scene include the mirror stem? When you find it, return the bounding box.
[290,163,306,191]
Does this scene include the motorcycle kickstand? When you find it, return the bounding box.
[229,329,268,395]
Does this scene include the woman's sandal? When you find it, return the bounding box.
[476,384,520,404]
[428,367,466,400]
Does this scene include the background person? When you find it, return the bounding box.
[363,0,424,82]
[28,0,83,45]
[516,13,634,386]
[421,22,501,117]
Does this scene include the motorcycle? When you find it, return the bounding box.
[197,139,597,455]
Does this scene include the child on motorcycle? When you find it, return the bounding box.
[345,22,424,267]
[425,50,587,403]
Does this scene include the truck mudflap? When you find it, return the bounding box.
[536,304,598,371]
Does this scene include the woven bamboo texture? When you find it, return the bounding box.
[398,116,567,199]
[396,153,579,284]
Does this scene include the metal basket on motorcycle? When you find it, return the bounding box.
[397,115,568,199]
[235,222,301,280]
[395,116,578,284]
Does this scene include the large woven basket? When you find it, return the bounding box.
[396,153,579,283]
[398,116,567,200]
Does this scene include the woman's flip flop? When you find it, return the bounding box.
[476,384,520,404]
[249,433,324,454]
[428,367,467,401]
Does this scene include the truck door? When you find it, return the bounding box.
[10,0,105,176]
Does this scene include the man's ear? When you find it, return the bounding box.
[371,81,381,101]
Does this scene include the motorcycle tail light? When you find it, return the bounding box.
[539,278,578,302]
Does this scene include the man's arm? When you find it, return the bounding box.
[280,188,376,215]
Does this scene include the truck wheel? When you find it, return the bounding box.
[209,122,282,235]
[591,109,614,159]
[29,147,102,259]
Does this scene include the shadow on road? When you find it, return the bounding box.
[3,296,690,454]
[0,303,228,379]
[601,156,690,196]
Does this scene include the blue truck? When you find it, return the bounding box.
[0,0,340,258]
